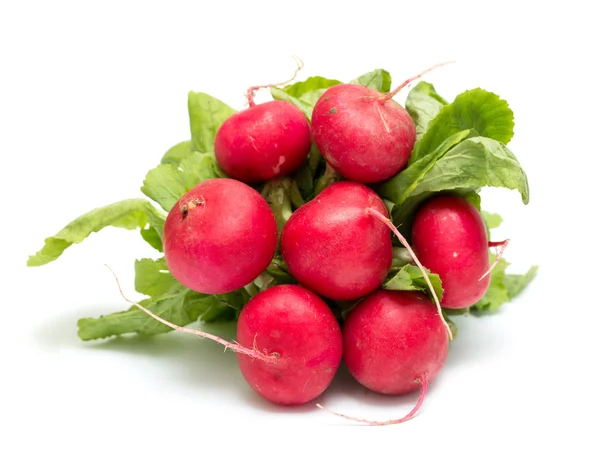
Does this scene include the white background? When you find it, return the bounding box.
[2,1,598,462]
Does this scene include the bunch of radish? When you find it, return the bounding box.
[29,61,534,424]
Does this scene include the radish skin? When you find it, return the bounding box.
[281,182,392,301]
[236,285,343,405]
[311,62,453,183]
[412,195,492,309]
[214,58,310,183]
[343,290,448,395]
[163,178,278,295]
[214,101,311,183]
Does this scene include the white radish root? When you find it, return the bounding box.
[480,239,511,281]
[366,208,453,340]
[380,61,455,101]
[105,265,279,364]
[246,56,304,106]
[316,373,428,426]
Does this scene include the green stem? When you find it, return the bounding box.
[314,163,340,196]
[288,180,305,209]
[261,178,294,237]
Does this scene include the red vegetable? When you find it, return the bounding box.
[280,181,392,300]
[312,83,416,183]
[412,195,491,308]
[214,80,311,183]
[163,178,277,294]
[236,285,343,405]
[343,290,449,395]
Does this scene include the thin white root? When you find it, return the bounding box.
[366,208,453,340]
[104,265,278,363]
[480,239,511,281]
[246,56,305,106]
[316,373,428,426]
[381,61,455,101]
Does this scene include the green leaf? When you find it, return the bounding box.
[78,290,203,340]
[145,203,166,235]
[141,152,224,212]
[215,291,250,315]
[412,137,529,203]
[77,281,239,340]
[284,76,342,99]
[383,264,443,302]
[471,257,538,314]
[481,210,502,241]
[197,300,236,323]
[78,298,154,340]
[140,228,163,252]
[141,164,187,212]
[270,88,311,118]
[271,76,342,120]
[413,88,515,162]
[140,203,167,251]
[161,141,193,165]
[178,151,225,189]
[405,81,448,140]
[506,266,538,299]
[463,190,482,210]
[381,135,530,214]
[27,199,164,266]
[471,254,510,312]
[379,129,475,205]
[380,90,525,239]
[351,68,392,92]
[134,258,179,298]
[482,211,503,229]
[188,92,236,153]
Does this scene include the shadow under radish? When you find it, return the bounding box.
[317,361,440,415]
[33,306,249,395]
[32,304,465,419]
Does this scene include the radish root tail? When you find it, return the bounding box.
[480,239,510,281]
[316,373,428,426]
[380,61,455,102]
[366,208,452,340]
[104,265,279,364]
[246,56,304,106]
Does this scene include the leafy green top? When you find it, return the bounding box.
[29,68,535,342]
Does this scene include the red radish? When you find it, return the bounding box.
[311,62,451,183]
[317,290,448,425]
[163,178,277,294]
[214,101,311,183]
[343,290,449,395]
[236,285,343,405]
[109,273,342,406]
[214,64,311,183]
[280,181,392,301]
[412,195,491,309]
